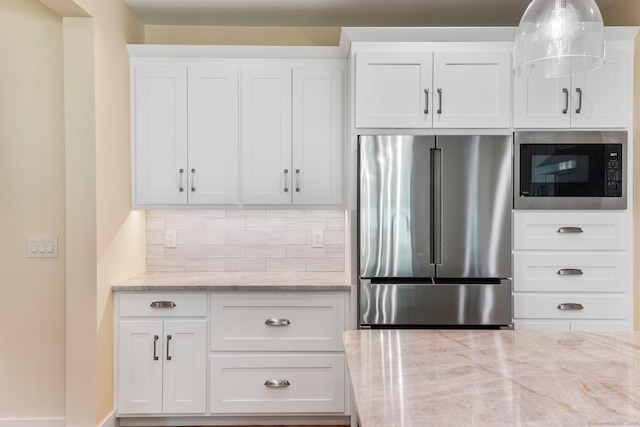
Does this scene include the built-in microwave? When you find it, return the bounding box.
[514,131,627,210]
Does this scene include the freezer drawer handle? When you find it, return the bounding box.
[557,226,583,234]
[562,88,569,114]
[150,301,177,309]
[265,318,291,326]
[264,379,290,388]
[557,303,584,311]
[557,268,584,276]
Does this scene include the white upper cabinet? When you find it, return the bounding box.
[187,66,239,204]
[354,49,511,128]
[432,51,512,128]
[132,64,239,207]
[514,48,629,128]
[242,65,343,205]
[355,51,433,128]
[134,65,188,205]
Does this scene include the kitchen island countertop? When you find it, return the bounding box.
[112,271,352,291]
[343,329,640,427]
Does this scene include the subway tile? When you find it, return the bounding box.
[307,210,345,218]
[185,258,226,272]
[205,217,247,230]
[147,231,165,245]
[146,217,165,231]
[286,245,327,258]
[246,217,287,231]
[147,257,185,271]
[324,230,346,244]
[183,230,226,244]
[326,244,345,258]
[267,258,307,272]
[146,245,165,258]
[286,217,327,231]
[146,210,186,218]
[265,230,307,245]
[205,245,247,258]
[327,217,346,231]
[225,231,267,245]
[267,210,308,218]
[227,210,267,217]
[164,245,206,258]
[246,245,286,258]
[307,257,345,272]
[165,217,208,230]
[186,210,226,218]
[226,258,266,272]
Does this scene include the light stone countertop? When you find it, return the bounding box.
[112,271,352,291]
[343,329,640,427]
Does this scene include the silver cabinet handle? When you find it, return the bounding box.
[150,301,177,308]
[265,318,291,326]
[557,303,584,311]
[575,88,583,114]
[424,89,429,114]
[437,88,442,114]
[190,168,196,192]
[295,169,301,193]
[562,88,569,114]
[153,335,159,361]
[179,168,185,192]
[166,335,172,361]
[264,379,290,388]
[284,169,289,192]
[557,227,583,234]
[557,268,584,276]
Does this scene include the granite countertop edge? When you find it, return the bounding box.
[112,271,354,292]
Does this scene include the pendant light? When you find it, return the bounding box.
[514,0,605,78]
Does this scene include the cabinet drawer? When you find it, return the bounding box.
[209,354,345,414]
[514,212,628,251]
[210,292,346,351]
[514,319,630,331]
[119,293,207,317]
[514,252,626,292]
[514,294,627,320]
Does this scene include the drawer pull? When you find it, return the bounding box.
[166,335,172,361]
[557,303,584,311]
[150,301,177,309]
[264,379,290,388]
[557,268,584,276]
[265,318,291,326]
[557,227,583,234]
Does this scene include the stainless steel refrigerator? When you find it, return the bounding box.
[358,135,512,327]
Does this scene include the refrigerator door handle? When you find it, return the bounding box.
[431,148,442,265]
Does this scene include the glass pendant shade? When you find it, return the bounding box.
[514,0,605,78]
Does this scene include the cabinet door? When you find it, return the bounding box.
[514,76,572,128]
[118,320,164,414]
[433,51,511,128]
[162,320,207,414]
[187,67,239,205]
[292,67,343,205]
[133,65,188,205]
[241,67,292,204]
[571,49,629,128]
[354,51,432,128]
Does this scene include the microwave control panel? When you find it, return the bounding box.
[606,144,623,197]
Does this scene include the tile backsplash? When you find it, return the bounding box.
[147,210,346,272]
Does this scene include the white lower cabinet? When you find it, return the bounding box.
[116,293,208,415]
[208,291,350,416]
[115,289,351,423]
[513,212,632,332]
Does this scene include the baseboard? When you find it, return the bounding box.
[0,419,65,427]
[99,410,118,427]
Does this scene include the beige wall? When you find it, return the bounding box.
[145,25,340,46]
[602,0,640,330]
[0,0,66,419]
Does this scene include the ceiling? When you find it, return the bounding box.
[124,0,616,27]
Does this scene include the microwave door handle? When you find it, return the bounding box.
[431,148,442,265]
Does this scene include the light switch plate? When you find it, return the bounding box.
[311,230,324,248]
[165,230,177,248]
[27,235,58,258]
